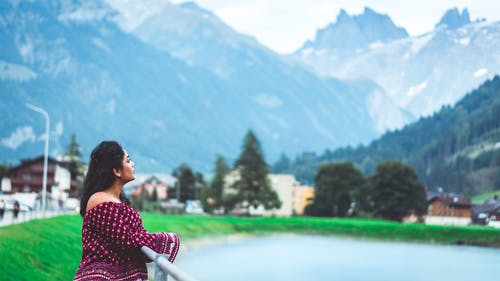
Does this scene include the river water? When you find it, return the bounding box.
[175,234,500,281]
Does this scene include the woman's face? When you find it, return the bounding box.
[119,150,135,183]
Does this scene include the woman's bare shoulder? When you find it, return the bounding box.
[86,192,119,212]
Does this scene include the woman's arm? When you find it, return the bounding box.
[88,202,180,262]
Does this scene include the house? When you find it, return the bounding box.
[472,196,500,228]
[127,174,177,201]
[425,192,472,226]
[471,197,500,225]
[487,204,500,228]
[3,156,80,194]
[0,156,81,209]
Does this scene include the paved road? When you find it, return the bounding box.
[0,209,76,228]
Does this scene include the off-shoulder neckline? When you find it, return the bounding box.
[84,201,128,217]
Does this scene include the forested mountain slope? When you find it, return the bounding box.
[275,76,500,195]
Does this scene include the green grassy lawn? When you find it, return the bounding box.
[472,190,500,203]
[1,214,499,281]
[0,215,82,281]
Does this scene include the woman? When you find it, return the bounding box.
[74,141,179,281]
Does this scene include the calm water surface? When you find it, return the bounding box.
[175,235,500,281]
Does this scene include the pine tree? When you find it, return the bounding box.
[233,130,280,211]
[64,134,82,163]
[210,155,230,209]
[63,134,85,197]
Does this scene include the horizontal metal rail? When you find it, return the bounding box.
[141,246,200,281]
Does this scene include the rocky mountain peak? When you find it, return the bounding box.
[336,8,351,23]
[300,7,408,52]
[435,7,471,29]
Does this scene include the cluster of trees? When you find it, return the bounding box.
[200,130,281,214]
[306,161,427,222]
[274,75,500,196]
[127,129,427,222]
[129,130,281,214]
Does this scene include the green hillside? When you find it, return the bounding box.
[275,75,500,195]
[1,214,500,281]
[472,190,500,203]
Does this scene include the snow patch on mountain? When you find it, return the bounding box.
[407,81,428,97]
[104,0,172,31]
[474,68,488,78]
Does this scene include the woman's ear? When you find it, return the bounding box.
[113,168,122,178]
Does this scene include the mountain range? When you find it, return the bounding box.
[0,1,498,175]
[0,0,381,172]
[296,7,500,118]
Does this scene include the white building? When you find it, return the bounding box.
[268,174,298,216]
[223,171,310,217]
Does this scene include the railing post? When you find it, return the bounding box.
[154,253,170,281]
[141,246,200,281]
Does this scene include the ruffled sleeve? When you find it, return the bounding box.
[84,202,180,263]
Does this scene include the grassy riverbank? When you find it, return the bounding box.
[1,214,499,280]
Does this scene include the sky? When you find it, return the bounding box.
[170,0,500,54]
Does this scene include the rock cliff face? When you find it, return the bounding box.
[435,8,471,29]
[299,7,408,52]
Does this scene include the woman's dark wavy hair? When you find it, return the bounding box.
[79,141,130,216]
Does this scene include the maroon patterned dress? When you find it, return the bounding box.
[74,202,180,281]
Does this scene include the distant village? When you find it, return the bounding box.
[0,155,499,228]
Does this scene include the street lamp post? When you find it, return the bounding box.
[26,103,50,216]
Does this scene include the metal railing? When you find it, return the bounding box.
[141,246,200,281]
